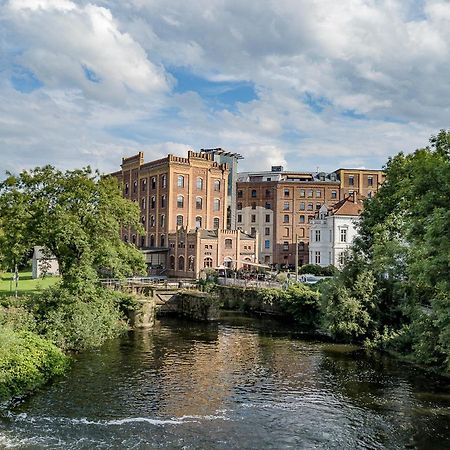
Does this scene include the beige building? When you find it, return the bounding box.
[109,151,230,270]
[167,228,258,278]
[236,166,383,268]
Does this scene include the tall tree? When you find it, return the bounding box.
[0,166,146,289]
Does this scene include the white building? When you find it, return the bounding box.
[308,195,363,268]
[32,246,59,279]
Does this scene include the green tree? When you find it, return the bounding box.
[325,130,450,370]
[0,166,146,290]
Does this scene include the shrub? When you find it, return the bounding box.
[279,284,321,326]
[0,327,69,400]
[34,285,127,351]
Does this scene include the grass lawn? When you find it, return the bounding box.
[0,270,60,297]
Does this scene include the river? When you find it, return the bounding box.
[1,313,450,449]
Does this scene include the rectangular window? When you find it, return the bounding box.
[251,214,256,223]
[316,203,321,210]
[368,176,373,186]
[349,175,354,186]
[299,228,305,238]
[299,215,305,223]
[237,214,242,223]
[299,202,305,211]
[284,188,290,197]
[265,202,271,209]
[316,190,321,198]
[251,227,256,236]
[251,202,256,210]
[283,214,289,223]
[340,228,347,243]
[237,190,243,198]
[315,230,321,242]
[307,190,313,198]
[265,214,270,223]
[299,189,305,198]
[264,240,270,249]
[331,190,337,199]
[251,189,257,198]
[307,203,313,211]
[283,241,289,251]
[284,227,290,237]
[237,202,242,210]
[265,227,270,235]
[283,202,289,211]
[315,251,321,264]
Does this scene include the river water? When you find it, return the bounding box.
[1,313,450,449]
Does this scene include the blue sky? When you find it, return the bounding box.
[0,0,449,176]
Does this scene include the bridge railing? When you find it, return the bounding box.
[99,277,198,290]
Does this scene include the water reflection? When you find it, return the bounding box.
[1,313,450,449]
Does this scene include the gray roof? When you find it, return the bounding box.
[33,246,56,260]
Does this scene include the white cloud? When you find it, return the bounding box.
[0,0,448,177]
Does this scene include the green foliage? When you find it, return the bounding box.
[0,327,69,400]
[278,283,321,326]
[321,270,377,341]
[298,264,338,276]
[0,166,146,289]
[325,130,450,372]
[34,284,128,351]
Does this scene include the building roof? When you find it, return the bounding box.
[33,246,57,260]
[329,195,364,216]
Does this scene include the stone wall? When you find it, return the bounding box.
[216,285,286,317]
[127,297,157,328]
[176,291,221,321]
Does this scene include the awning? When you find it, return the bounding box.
[239,261,270,269]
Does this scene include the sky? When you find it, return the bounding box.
[0,0,449,175]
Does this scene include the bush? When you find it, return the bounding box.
[279,284,321,327]
[299,264,338,276]
[34,285,127,351]
[0,327,69,400]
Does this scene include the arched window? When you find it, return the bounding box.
[188,256,195,271]
[177,195,184,208]
[150,235,155,247]
[140,236,145,247]
[213,217,220,229]
[161,195,166,208]
[142,179,147,191]
[160,234,165,247]
[196,196,203,209]
[170,255,175,270]
[141,197,146,209]
[124,235,128,243]
[141,215,146,225]
[196,177,203,190]
[132,234,136,244]
[176,215,184,227]
[161,174,167,188]
[204,257,213,268]
[196,216,202,228]
[150,215,155,227]
[213,199,220,211]
[178,255,185,271]
[160,214,165,227]
[125,183,129,195]
[225,239,232,249]
[214,180,221,192]
[151,196,155,209]
[151,177,156,189]
[177,175,184,188]
[133,181,137,193]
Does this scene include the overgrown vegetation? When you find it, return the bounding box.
[320,130,450,372]
[0,166,146,401]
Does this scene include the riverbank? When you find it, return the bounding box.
[2,314,450,449]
